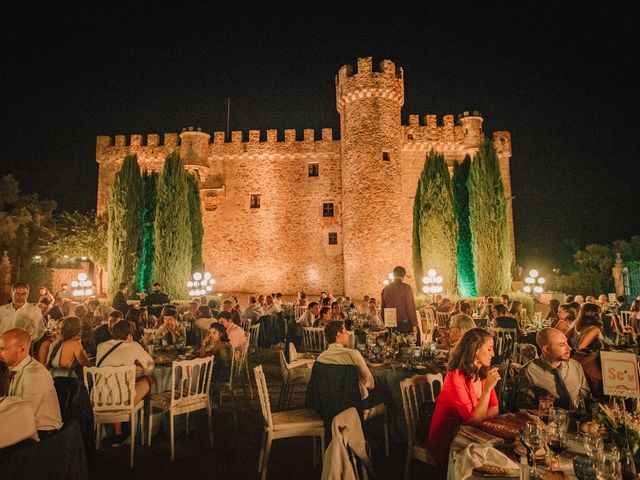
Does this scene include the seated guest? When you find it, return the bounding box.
[509,300,530,327]
[566,303,603,351]
[199,323,232,383]
[316,321,377,407]
[0,359,39,448]
[516,327,590,410]
[222,299,242,325]
[492,304,522,333]
[93,310,123,352]
[574,295,585,305]
[242,296,265,324]
[46,316,92,378]
[111,282,130,315]
[298,302,320,328]
[321,296,331,308]
[439,314,476,349]
[263,295,282,316]
[207,299,221,318]
[182,300,200,323]
[500,294,510,307]
[630,298,640,330]
[195,305,214,331]
[37,317,63,364]
[38,297,55,325]
[218,311,246,349]
[138,306,156,329]
[274,293,284,310]
[366,301,384,329]
[616,295,631,314]
[96,320,154,446]
[565,295,575,303]
[314,306,333,328]
[478,296,495,320]
[154,307,186,346]
[124,308,145,342]
[0,328,63,435]
[427,328,500,475]
[545,299,560,322]
[331,301,346,321]
[38,286,55,305]
[551,303,575,333]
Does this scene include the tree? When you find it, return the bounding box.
[187,173,204,273]
[412,176,424,291]
[453,156,477,296]
[42,211,108,266]
[417,151,458,295]
[468,142,512,295]
[136,172,157,294]
[154,152,192,299]
[106,155,143,298]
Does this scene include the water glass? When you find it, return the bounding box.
[549,407,569,432]
[521,421,545,478]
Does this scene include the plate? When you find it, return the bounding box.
[472,467,519,477]
[514,443,545,458]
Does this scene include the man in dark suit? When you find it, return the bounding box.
[380,265,418,337]
[111,282,130,315]
[141,283,170,308]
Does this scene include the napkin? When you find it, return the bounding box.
[458,425,504,446]
[451,443,518,480]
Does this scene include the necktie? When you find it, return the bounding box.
[553,366,572,410]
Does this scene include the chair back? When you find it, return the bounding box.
[288,342,299,361]
[424,373,444,402]
[278,349,291,382]
[254,365,273,429]
[415,310,425,341]
[620,311,631,327]
[295,305,307,321]
[423,308,436,332]
[230,342,250,389]
[435,312,449,328]
[400,376,427,443]
[302,326,326,352]
[491,327,517,361]
[169,357,214,410]
[83,365,136,413]
[240,317,250,332]
[249,323,260,349]
[305,362,362,428]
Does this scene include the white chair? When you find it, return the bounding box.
[435,311,449,328]
[534,312,542,323]
[400,374,441,480]
[364,402,390,457]
[423,308,436,339]
[294,305,307,321]
[620,310,631,327]
[147,357,214,461]
[249,323,261,362]
[277,349,312,410]
[214,342,252,420]
[240,317,251,332]
[254,365,325,480]
[302,326,326,353]
[84,365,145,469]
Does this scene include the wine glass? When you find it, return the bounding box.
[547,423,568,470]
[583,431,604,466]
[539,396,554,425]
[522,421,545,479]
[549,407,569,432]
[570,397,588,434]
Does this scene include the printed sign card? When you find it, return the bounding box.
[601,351,640,398]
[383,308,397,328]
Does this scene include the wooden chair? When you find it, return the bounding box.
[400,374,441,480]
[302,326,326,353]
[147,357,214,460]
[277,349,312,410]
[254,365,325,480]
[83,365,145,469]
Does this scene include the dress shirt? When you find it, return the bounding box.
[96,339,155,371]
[154,324,186,346]
[317,343,374,399]
[264,302,282,316]
[380,279,418,328]
[226,322,247,348]
[297,310,316,328]
[0,302,45,341]
[9,355,62,431]
[516,357,590,409]
[243,303,265,323]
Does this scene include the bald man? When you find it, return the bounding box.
[0,328,62,434]
[516,327,590,410]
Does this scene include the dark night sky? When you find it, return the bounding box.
[2,2,638,270]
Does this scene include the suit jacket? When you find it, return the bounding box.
[380,279,418,327]
[111,291,130,315]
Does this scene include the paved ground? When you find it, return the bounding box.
[92,347,433,480]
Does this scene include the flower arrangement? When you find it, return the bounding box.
[598,403,640,467]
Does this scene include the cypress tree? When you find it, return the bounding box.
[136,171,157,293]
[468,142,512,295]
[154,152,192,299]
[187,173,204,273]
[417,151,458,295]
[107,154,143,299]
[453,156,477,296]
[412,176,424,291]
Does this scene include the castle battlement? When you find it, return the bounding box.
[336,57,404,111]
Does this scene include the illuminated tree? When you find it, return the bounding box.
[417,151,458,295]
[468,142,511,295]
[412,176,424,291]
[106,155,142,298]
[453,156,477,296]
[187,173,204,273]
[136,171,157,294]
[154,152,192,299]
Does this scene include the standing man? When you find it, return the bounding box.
[0,283,45,343]
[112,282,130,315]
[141,283,170,308]
[381,266,418,340]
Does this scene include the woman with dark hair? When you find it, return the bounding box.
[199,323,232,383]
[314,306,332,328]
[427,328,500,473]
[545,299,560,322]
[47,316,93,378]
[552,303,575,333]
[125,308,144,341]
[572,303,603,351]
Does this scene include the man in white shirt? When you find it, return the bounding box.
[219,311,246,348]
[298,302,320,328]
[96,320,154,446]
[243,296,265,324]
[0,328,62,434]
[264,295,282,316]
[0,282,45,342]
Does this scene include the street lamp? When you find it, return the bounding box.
[383,272,394,286]
[422,269,444,299]
[524,269,545,295]
[187,271,214,297]
[71,272,93,298]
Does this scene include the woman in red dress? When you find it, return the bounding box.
[427,328,501,476]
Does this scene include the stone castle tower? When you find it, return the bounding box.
[96,57,514,298]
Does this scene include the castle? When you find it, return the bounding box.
[96,57,514,298]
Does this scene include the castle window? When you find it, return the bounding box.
[328,232,338,245]
[407,134,414,140]
[382,151,390,161]
[322,202,334,217]
[250,194,261,209]
[308,162,319,177]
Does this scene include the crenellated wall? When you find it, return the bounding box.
[96,57,514,297]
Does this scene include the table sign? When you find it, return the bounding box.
[383,308,397,327]
[601,350,640,398]
[608,293,617,303]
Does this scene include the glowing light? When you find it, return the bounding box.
[204,272,211,280]
[523,286,532,293]
[529,269,539,279]
[193,272,202,281]
[427,269,436,278]
[435,276,443,284]
[71,281,79,288]
[188,271,214,297]
[422,286,429,293]
[383,279,390,286]
[538,277,545,285]
[78,273,88,281]
[525,277,535,284]
[534,286,543,294]
[388,273,394,280]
